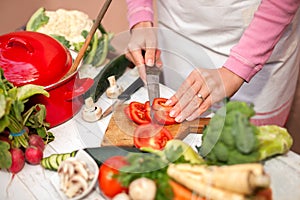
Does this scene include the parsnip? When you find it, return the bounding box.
[167,163,271,200]
[167,165,246,200]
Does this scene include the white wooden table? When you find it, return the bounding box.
[1,68,300,200]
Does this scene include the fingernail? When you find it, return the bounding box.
[169,110,175,117]
[165,99,172,105]
[146,59,154,66]
[175,115,183,123]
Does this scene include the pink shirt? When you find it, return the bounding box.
[126,0,300,82]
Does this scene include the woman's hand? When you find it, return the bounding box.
[125,22,162,81]
[166,67,244,122]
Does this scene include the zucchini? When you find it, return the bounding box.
[85,54,134,101]
[41,151,77,171]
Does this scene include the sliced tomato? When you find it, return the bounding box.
[152,97,173,112]
[154,110,177,125]
[134,123,173,150]
[124,106,132,120]
[129,102,151,124]
[98,156,128,198]
[144,101,152,121]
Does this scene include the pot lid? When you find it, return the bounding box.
[0,31,72,87]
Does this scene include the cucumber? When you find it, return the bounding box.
[86,54,134,101]
[49,154,59,170]
[41,151,77,171]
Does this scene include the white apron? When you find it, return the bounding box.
[156,0,300,126]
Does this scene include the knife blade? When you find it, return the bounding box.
[101,77,144,118]
[83,146,144,166]
[146,64,161,117]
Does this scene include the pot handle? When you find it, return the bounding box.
[5,37,34,54]
[64,78,94,101]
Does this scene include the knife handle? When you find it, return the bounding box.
[117,77,144,100]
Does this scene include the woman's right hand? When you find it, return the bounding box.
[125,21,162,82]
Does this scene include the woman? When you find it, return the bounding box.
[125,0,300,126]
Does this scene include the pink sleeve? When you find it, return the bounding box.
[223,0,300,82]
[126,0,154,29]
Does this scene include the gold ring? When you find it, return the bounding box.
[197,93,205,101]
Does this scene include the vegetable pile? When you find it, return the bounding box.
[97,139,272,200]
[26,7,114,67]
[198,101,293,165]
[0,68,54,174]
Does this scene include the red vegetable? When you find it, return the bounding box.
[152,98,177,125]
[25,146,43,165]
[152,97,173,112]
[129,102,151,125]
[133,123,173,150]
[98,156,128,198]
[9,148,25,174]
[28,134,45,151]
[154,110,177,125]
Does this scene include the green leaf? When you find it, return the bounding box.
[17,84,49,102]
[0,115,10,133]
[0,141,12,169]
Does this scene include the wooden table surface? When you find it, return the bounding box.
[1,68,300,200]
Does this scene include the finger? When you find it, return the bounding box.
[130,49,145,67]
[170,79,201,116]
[185,94,211,121]
[145,48,156,66]
[176,95,202,122]
[155,50,163,68]
[137,65,147,83]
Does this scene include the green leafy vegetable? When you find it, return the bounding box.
[198,100,293,165]
[0,68,53,150]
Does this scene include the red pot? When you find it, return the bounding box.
[0,31,94,127]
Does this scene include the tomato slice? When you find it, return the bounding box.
[134,123,173,150]
[144,101,152,121]
[154,110,177,125]
[152,98,173,112]
[98,156,128,198]
[124,106,132,120]
[129,102,151,124]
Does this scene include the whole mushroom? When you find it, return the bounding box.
[128,177,157,200]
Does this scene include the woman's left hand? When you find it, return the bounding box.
[166,67,244,122]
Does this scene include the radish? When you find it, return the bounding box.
[28,134,45,151]
[25,146,43,165]
[9,148,25,174]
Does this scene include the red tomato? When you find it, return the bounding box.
[152,98,173,112]
[129,102,151,124]
[134,123,173,150]
[98,156,128,198]
[144,101,152,121]
[124,106,132,120]
[154,110,177,125]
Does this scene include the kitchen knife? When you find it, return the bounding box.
[83,146,145,166]
[101,77,145,118]
[146,64,161,117]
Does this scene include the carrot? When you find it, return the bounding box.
[169,180,205,200]
[254,188,273,200]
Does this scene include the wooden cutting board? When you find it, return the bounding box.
[101,104,210,146]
